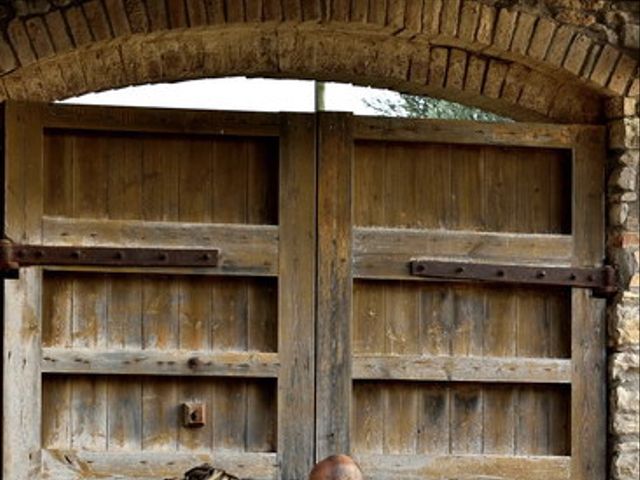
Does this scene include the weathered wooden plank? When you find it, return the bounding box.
[35,101,281,136]
[354,115,599,148]
[42,217,279,276]
[355,453,570,480]
[354,227,573,279]
[278,113,316,479]
[3,102,44,480]
[42,348,279,377]
[353,355,571,383]
[316,112,353,459]
[572,129,605,266]
[41,450,277,480]
[571,290,606,479]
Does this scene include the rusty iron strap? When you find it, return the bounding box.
[410,260,617,298]
[0,239,218,278]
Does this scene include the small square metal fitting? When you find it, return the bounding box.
[182,402,206,428]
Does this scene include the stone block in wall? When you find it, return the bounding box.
[606,97,640,119]
[610,293,640,347]
[609,166,638,192]
[613,448,640,480]
[610,118,640,149]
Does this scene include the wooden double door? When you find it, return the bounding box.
[3,102,605,480]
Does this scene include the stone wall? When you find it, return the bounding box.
[607,94,639,480]
[0,1,636,479]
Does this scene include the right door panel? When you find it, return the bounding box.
[317,115,606,480]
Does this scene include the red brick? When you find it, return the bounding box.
[563,33,592,75]
[446,48,467,90]
[186,0,209,25]
[528,17,556,60]
[423,0,443,37]
[244,0,262,22]
[440,0,461,37]
[386,0,406,30]
[262,0,282,21]
[147,0,169,30]
[476,4,496,46]
[0,40,17,74]
[501,63,528,103]
[483,59,508,98]
[83,0,113,41]
[124,0,150,33]
[590,44,621,87]
[409,49,430,84]
[25,17,54,59]
[459,0,480,43]
[65,6,94,46]
[104,0,132,36]
[608,55,638,96]
[282,0,301,22]
[44,10,74,53]
[428,47,449,88]
[510,12,536,55]
[545,24,575,66]
[7,20,36,65]
[405,0,424,33]
[464,55,486,94]
[493,8,518,51]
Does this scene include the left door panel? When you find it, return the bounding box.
[3,102,316,480]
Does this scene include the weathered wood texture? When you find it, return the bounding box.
[6,103,286,479]
[3,104,606,480]
[345,119,604,479]
[316,112,353,459]
[277,114,316,479]
[3,102,44,480]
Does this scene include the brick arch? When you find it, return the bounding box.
[0,0,637,123]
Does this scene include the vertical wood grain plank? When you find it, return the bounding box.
[43,132,73,217]
[516,291,549,455]
[353,142,384,227]
[417,384,450,454]
[246,142,278,452]
[316,112,353,459]
[483,288,516,454]
[141,136,180,453]
[279,113,316,478]
[41,276,73,450]
[141,135,179,222]
[3,103,44,479]
[211,278,248,452]
[450,145,484,230]
[352,142,385,454]
[69,129,109,453]
[177,135,214,452]
[483,146,517,232]
[383,285,419,455]
[141,278,179,452]
[416,144,450,229]
[383,143,416,228]
[451,384,483,454]
[571,128,606,479]
[106,137,143,452]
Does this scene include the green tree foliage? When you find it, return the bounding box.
[364,93,509,122]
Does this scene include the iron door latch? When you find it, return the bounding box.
[0,239,219,278]
[409,259,618,298]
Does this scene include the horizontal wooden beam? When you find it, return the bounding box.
[353,355,571,384]
[354,227,573,280]
[42,348,279,378]
[42,449,277,480]
[36,101,282,136]
[42,217,278,276]
[353,115,600,149]
[355,454,570,480]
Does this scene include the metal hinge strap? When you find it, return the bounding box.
[409,260,617,298]
[0,239,219,278]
